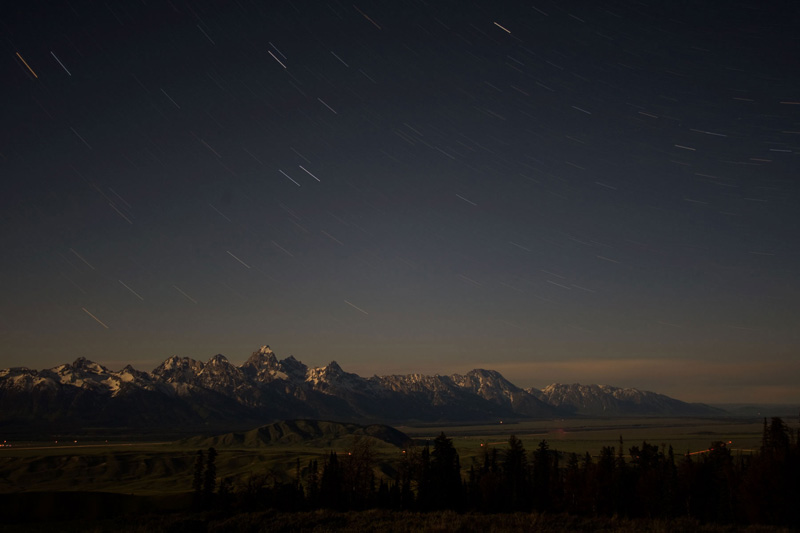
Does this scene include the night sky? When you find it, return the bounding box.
[2,1,799,403]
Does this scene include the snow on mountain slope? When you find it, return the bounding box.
[529,383,723,416]
[0,357,166,397]
[0,345,724,430]
[240,345,285,381]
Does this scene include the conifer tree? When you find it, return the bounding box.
[532,440,552,511]
[416,443,432,509]
[502,435,528,510]
[305,459,320,506]
[203,447,217,498]
[429,433,461,509]
[320,451,346,509]
[192,449,204,495]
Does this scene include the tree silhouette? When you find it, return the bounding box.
[203,447,217,499]
[532,439,553,511]
[209,422,800,525]
[191,449,205,509]
[594,445,616,515]
[430,432,462,509]
[192,449,204,494]
[763,417,792,458]
[470,445,502,512]
[304,459,320,506]
[628,441,671,517]
[501,435,528,510]
[396,446,415,509]
[342,435,376,508]
[415,443,432,509]
[320,451,343,509]
[562,452,584,513]
[741,417,799,525]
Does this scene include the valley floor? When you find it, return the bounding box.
[0,417,769,496]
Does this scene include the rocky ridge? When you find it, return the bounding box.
[0,345,722,431]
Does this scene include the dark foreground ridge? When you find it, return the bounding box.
[1,418,798,531]
[183,419,412,449]
[3,507,790,533]
[0,344,723,432]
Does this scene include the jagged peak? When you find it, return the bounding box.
[466,367,493,374]
[464,368,506,379]
[208,354,229,365]
[278,355,307,378]
[544,382,577,391]
[153,355,201,373]
[544,383,645,394]
[0,344,722,421]
[453,368,517,388]
[163,354,190,362]
[70,357,107,373]
[279,355,306,369]
[378,372,446,382]
[304,360,369,390]
[243,347,279,367]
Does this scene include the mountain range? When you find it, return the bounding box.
[0,345,722,432]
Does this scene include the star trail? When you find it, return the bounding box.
[1,0,799,403]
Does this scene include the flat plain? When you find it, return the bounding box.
[0,416,771,496]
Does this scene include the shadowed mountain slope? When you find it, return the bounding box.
[0,345,724,432]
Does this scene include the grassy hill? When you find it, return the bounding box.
[184,419,411,449]
[0,419,411,495]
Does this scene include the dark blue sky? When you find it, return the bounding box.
[2,0,799,402]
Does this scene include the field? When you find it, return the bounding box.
[403,416,767,464]
[3,416,794,531]
[0,416,770,497]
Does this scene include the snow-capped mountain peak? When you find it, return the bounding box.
[241,347,283,382]
[305,360,361,388]
[530,382,722,416]
[70,357,108,373]
[0,345,724,430]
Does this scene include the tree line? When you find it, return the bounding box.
[197,417,800,527]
